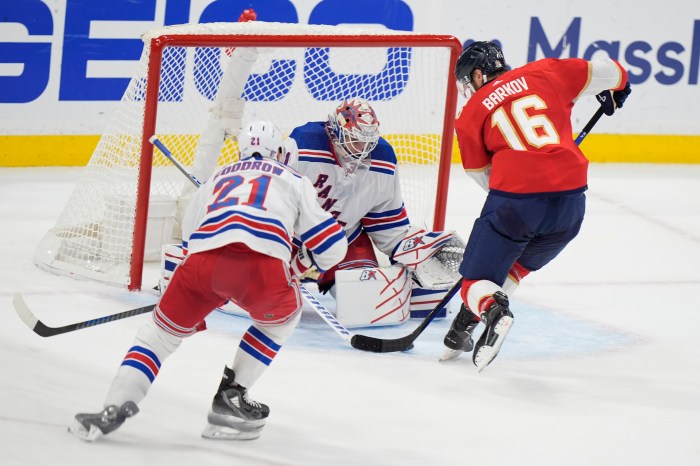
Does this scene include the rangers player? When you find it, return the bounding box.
[441,41,632,370]
[287,98,458,327]
[69,121,348,441]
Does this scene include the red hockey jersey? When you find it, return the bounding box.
[455,57,627,195]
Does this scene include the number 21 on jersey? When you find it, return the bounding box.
[208,174,271,212]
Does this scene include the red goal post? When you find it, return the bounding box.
[34,22,462,290]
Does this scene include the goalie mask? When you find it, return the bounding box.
[239,120,285,162]
[326,98,380,176]
[455,41,508,99]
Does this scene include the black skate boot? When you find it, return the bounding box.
[472,291,514,372]
[202,366,270,440]
[440,304,480,362]
[69,401,139,442]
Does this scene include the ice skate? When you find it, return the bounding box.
[69,401,139,442]
[472,292,513,372]
[202,366,270,440]
[439,304,480,362]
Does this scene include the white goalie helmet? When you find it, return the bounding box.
[326,98,380,176]
[239,120,284,161]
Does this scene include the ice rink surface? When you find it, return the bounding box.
[1,163,699,465]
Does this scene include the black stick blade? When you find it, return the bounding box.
[351,334,414,353]
[13,293,155,337]
[350,334,385,352]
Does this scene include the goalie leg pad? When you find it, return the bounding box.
[160,243,185,294]
[409,286,448,319]
[334,265,411,328]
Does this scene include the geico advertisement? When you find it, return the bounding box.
[1,0,698,160]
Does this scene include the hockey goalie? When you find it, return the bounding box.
[159,13,464,328]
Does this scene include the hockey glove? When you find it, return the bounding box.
[391,227,454,269]
[290,247,320,281]
[596,81,632,116]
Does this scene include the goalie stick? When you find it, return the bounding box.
[351,108,606,353]
[12,293,155,337]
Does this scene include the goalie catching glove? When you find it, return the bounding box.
[391,227,455,269]
[290,246,320,281]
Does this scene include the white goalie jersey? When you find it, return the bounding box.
[289,121,410,255]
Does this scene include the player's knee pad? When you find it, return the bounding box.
[462,279,504,316]
[334,265,411,327]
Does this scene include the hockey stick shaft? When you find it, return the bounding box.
[150,136,202,188]
[350,280,461,352]
[298,284,353,343]
[13,293,155,338]
[574,107,605,146]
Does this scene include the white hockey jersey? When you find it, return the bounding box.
[289,122,410,257]
[182,156,347,272]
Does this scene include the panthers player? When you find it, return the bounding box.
[69,121,348,442]
[288,98,457,327]
[442,41,631,371]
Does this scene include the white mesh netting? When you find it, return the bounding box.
[34,21,459,288]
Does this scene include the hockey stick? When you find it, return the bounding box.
[12,293,155,338]
[350,280,460,352]
[151,137,356,345]
[150,136,202,188]
[298,284,353,343]
[574,107,605,145]
[351,108,605,353]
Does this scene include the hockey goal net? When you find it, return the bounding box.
[34,21,461,290]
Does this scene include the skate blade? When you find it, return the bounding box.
[474,316,513,373]
[68,419,103,442]
[438,347,463,362]
[201,423,263,440]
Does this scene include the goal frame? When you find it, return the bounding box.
[131,33,461,290]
